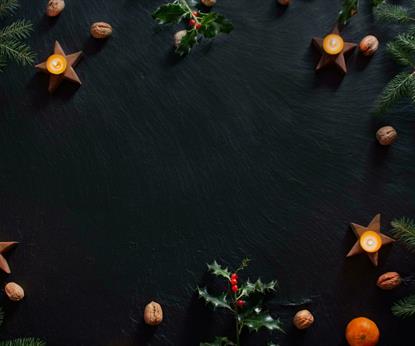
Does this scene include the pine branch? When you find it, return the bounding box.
[0,19,33,40]
[386,34,415,66]
[374,72,415,114]
[0,339,45,346]
[0,39,35,66]
[0,0,18,17]
[374,3,413,23]
[392,294,415,318]
[391,217,415,253]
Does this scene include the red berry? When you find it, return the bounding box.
[189,19,196,26]
[230,278,238,285]
[236,300,245,308]
[192,11,199,17]
[195,23,202,30]
[231,273,238,280]
[231,285,238,293]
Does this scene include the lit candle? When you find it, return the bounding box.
[360,231,382,253]
[46,54,67,75]
[323,34,344,55]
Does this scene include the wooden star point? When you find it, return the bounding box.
[35,41,83,93]
[312,26,356,74]
[0,241,18,274]
[346,214,395,266]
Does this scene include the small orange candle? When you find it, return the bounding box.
[323,34,344,55]
[360,231,382,253]
[46,54,67,75]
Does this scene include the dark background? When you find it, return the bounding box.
[0,0,415,345]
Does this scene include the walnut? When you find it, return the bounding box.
[174,30,187,48]
[90,22,113,39]
[201,0,216,7]
[377,272,401,290]
[293,309,314,330]
[376,126,397,146]
[144,301,163,326]
[4,282,24,302]
[278,0,292,5]
[359,35,379,56]
[46,0,65,17]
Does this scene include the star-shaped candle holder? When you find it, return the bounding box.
[36,41,83,93]
[0,241,18,274]
[346,214,395,266]
[312,26,356,74]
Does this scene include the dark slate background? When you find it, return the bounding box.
[0,0,415,345]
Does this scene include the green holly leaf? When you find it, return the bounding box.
[199,13,233,39]
[338,0,359,25]
[198,287,233,311]
[176,29,198,55]
[239,279,278,298]
[239,307,284,333]
[207,260,231,279]
[200,336,236,346]
[152,3,187,24]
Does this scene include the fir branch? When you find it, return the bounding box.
[0,40,35,66]
[392,294,415,318]
[0,19,33,40]
[391,217,415,253]
[0,339,45,346]
[386,35,415,66]
[374,3,413,23]
[0,0,18,17]
[374,72,415,114]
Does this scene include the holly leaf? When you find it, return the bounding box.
[200,337,236,346]
[198,287,233,311]
[239,279,278,298]
[176,29,198,55]
[207,260,231,279]
[200,13,233,39]
[152,3,187,24]
[338,0,359,25]
[239,307,284,333]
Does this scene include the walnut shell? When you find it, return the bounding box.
[293,309,314,330]
[377,272,401,290]
[46,0,65,17]
[278,0,292,5]
[5,282,24,302]
[144,301,163,326]
[201,0,216,7]
[359,35,379,56]
[90,22,113,39]
[174,30,187,48]
[376,126,397,146]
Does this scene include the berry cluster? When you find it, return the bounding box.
[230,273,245,308]
[188,11,202,30]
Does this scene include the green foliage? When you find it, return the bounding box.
[338,0,359,26]
[391,217,415,253]
[200,337,236,346]
[152,0,233,55]
[386,34,415,66]
[0,339,45,346]
[198,259,283,346]
[392,294,415,318]
[0,0,34,71]
[374,72,415,114]
[374,3,412,23]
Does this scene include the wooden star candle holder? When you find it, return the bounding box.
[312,26,356,74]
[35,41,83,93]
[0,241,18,274]
[346,214,395,266]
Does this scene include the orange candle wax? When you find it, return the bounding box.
[360,231,382,253]
[323,34,344,55]
[46,54,67,75]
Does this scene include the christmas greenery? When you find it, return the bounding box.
[338,0,385,26]
[198,258,283,346]
[373,1,415,114]
[152,0,233,55]
[390,217,415,317]
[0,0,34,71]
[0,339,45,346]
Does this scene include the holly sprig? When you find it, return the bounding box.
[152,0,233,55]
[338,0,385,26]
[197,259,283,346]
